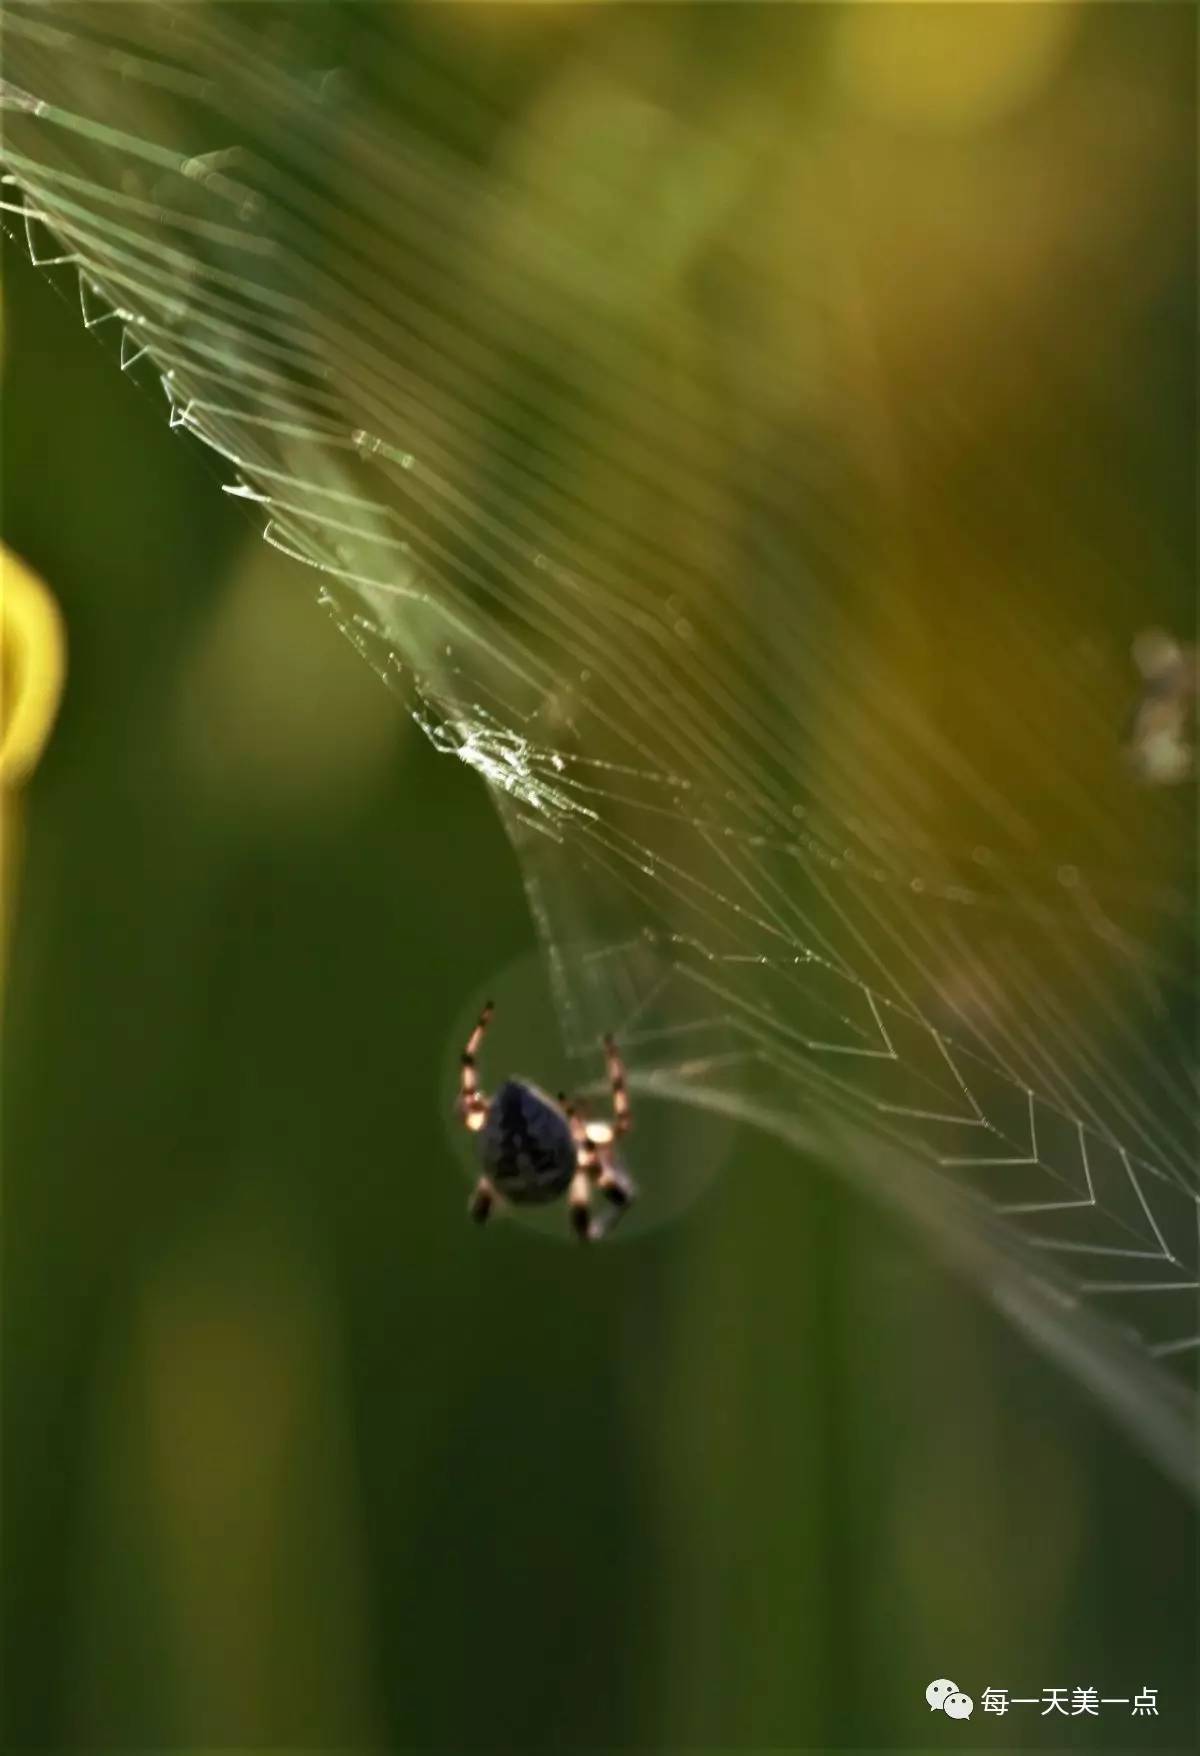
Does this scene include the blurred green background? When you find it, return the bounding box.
[2,4,1197,1750]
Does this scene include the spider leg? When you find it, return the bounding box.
[468,1176,498,1225]
[602,1032,632,1137]
[573,1087,636,1240]
[565,1123,602,1240]
[592,1152,637,1240]
[597,1160,636,1207]
[568,1163,594,1240]
[458,1000,494,1132]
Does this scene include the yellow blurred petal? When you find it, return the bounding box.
[1,545,66,786]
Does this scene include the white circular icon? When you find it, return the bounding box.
[926,1678,959,1711]
[945,1692,974,1720]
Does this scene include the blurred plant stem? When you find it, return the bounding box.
[1,545,65,979]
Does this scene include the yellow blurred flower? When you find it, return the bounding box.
[2,545,64,784]
[2,545,66,966]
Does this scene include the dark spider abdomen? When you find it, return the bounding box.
[480,1079,575,1204]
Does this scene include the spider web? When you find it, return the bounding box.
[1,3,1196,1491]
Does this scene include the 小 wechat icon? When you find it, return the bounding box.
[927,1679,974,1720]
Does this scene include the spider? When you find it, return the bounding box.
[457,1002,636,1242]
